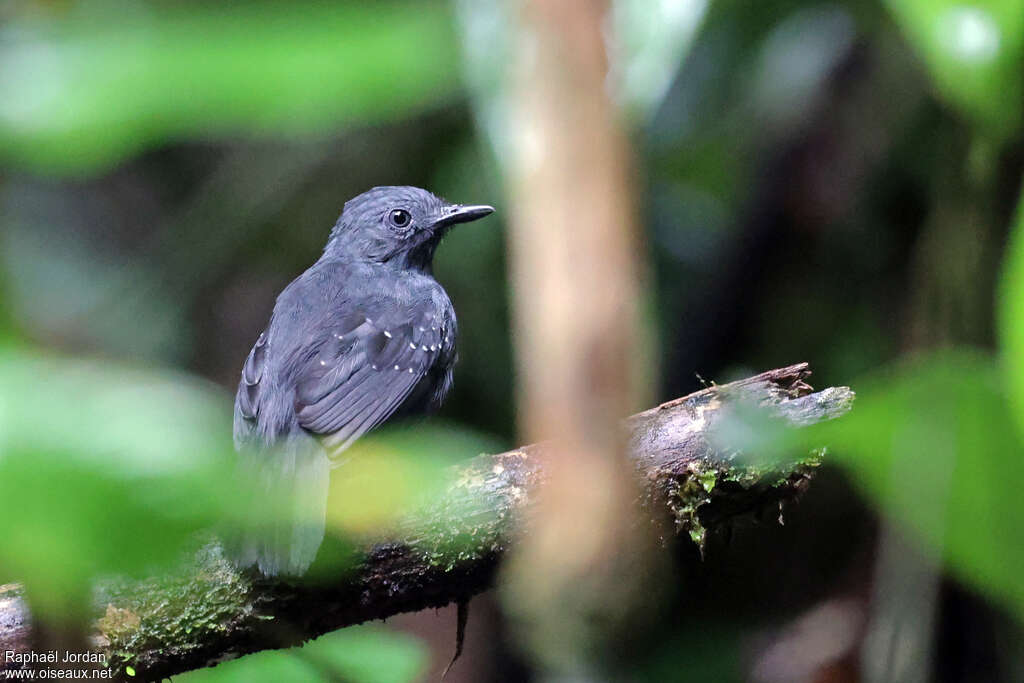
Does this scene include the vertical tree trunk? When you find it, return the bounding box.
[503,0,658,671]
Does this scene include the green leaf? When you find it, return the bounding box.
[324,422,504,537]
[173,624,428,683]
[999,183,1024,438]
[0,2,461,174]
[883,0,1023,139]
[0,349,237,616]
[807,352,1024,620]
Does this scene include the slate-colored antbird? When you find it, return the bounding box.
[232,186,494,576]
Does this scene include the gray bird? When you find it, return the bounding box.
[232,186,494,576]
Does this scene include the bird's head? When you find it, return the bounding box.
[325,186,493,270]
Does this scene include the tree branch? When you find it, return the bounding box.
[0,363,853,681]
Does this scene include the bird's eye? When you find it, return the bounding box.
[388,209,412,229]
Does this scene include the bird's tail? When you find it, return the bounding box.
[229,434,330,577]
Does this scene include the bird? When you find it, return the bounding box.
[231,186,494,576]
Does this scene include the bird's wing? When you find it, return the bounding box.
[293,308,449,455]
[234,330,269,448]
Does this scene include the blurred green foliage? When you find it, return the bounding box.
[999,186,1024,437]
[174,624,428,683]
[876,0,1024,626]
[0,2,460,173]
[884,0,1022,139]
[0,348,236,615]
[677,0,1024,640]
[808,352,1024,621]
[325,423,503,539]
[638,627,743,683]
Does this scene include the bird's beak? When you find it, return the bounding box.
[433,204,495,229]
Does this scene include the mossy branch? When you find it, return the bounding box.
[0,363,853,681]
